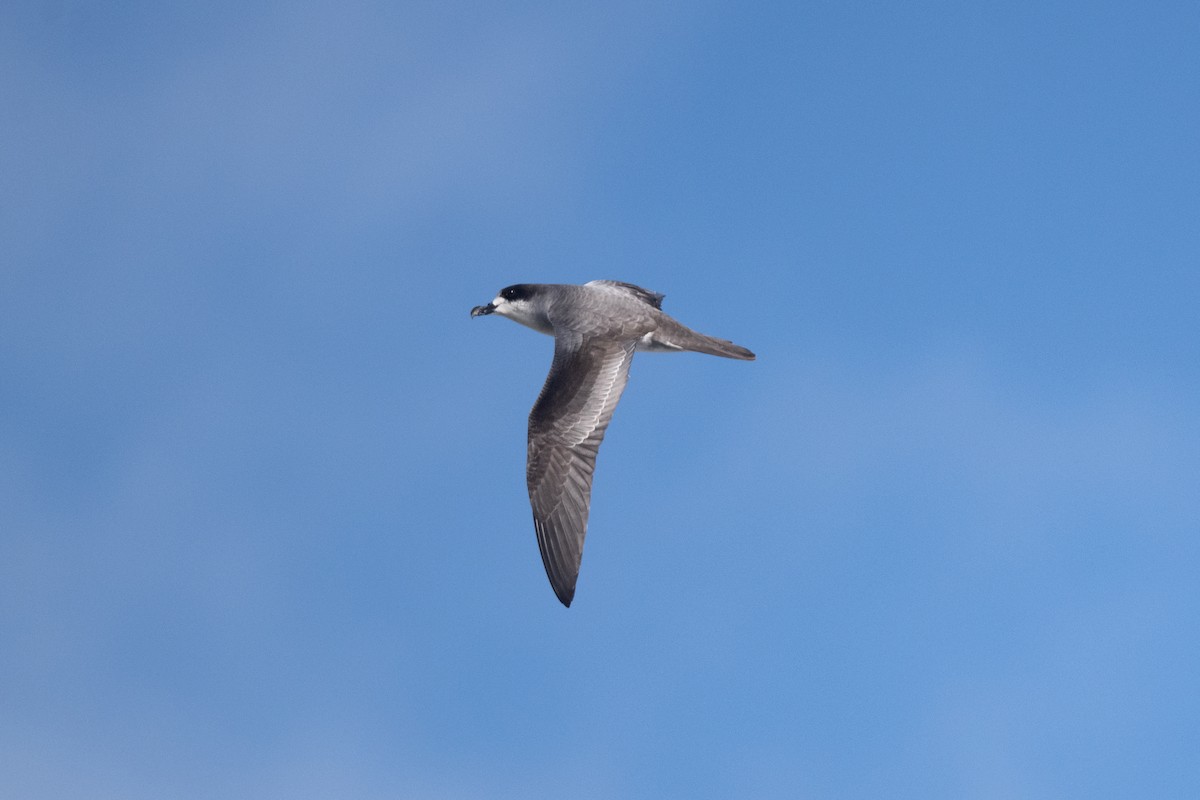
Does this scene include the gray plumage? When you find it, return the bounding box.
[471,280,755,607]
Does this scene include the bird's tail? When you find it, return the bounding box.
[643,318,756,360]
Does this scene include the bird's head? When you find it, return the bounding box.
[471,284,551,333]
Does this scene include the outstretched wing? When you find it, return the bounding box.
[526,333,637,606]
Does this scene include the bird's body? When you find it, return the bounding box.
[471,280,754,606]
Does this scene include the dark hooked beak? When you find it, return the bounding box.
[470,302,495,317]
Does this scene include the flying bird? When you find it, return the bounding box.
[471,280,755,606]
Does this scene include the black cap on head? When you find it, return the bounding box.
[499,284,534,302]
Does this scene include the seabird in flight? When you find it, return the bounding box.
[471,280,755,606]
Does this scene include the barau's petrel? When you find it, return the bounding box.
[471,280,755,607]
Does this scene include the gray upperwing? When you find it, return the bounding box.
[526,333,637,606]
[584,279,665,309]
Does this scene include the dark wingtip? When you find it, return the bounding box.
[554,585,575,607]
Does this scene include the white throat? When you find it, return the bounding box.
[494,296,554,335]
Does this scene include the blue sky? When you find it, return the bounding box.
[3,1,1198,797]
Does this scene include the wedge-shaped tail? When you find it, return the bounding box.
[639,317,756,360]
